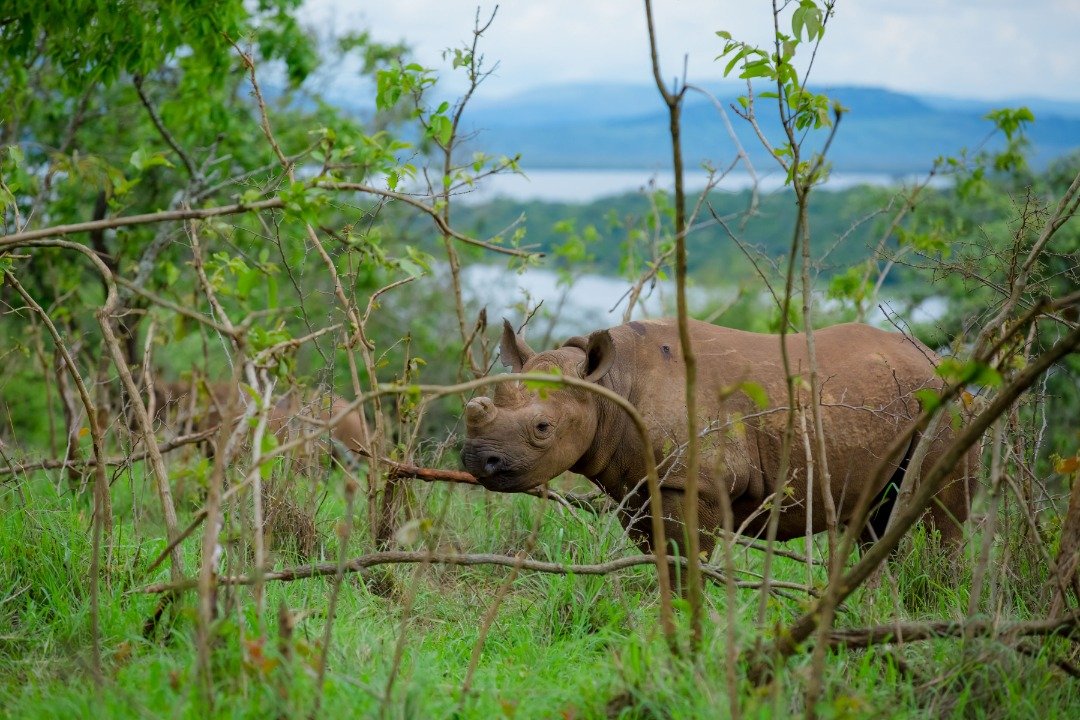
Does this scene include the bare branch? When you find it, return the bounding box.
[823,610,1080,651]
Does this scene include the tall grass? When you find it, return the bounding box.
[1,463,1076,719]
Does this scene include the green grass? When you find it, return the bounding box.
[1,463,1077,719]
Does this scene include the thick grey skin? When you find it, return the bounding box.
[462,318,977,558]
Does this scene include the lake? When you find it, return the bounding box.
[458,264,947,337]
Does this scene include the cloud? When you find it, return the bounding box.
[301,0,1080,101]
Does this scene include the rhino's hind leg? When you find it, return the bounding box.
[895,427,978,548]
[920,436,978,547]
[857,428,976,551]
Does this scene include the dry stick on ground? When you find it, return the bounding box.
[4,270,110,687]
[1011,638,1080,680]
[822,609,1080,651]
[133,550,817,597]
[754,322,1080,683]
[644,0,701,655]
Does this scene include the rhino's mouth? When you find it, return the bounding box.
[473,471,541,494]
[461,442,540,493]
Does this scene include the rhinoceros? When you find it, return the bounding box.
[462,318,976,557]
[150,379,368,466]
[268,390,369,471]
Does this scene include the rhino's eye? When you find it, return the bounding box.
[535,421,553,435]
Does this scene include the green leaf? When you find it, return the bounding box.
[740,58,775,80]
[396,258,424,278]
[739,381,769,409]
[723,46,748,77]
[985,106,1035,141]
[261,431,278,454]
[6,145,24,168]
[430,114,453,145]
[827,265,871,304]
[914,388,942,413]
[792,6,806,40]
[934,358,1002,388]
[129,147,174,171]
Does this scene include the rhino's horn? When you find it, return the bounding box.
[465,397,496,428]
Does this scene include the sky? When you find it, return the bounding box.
[302,0,1080,102]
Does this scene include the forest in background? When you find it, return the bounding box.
[1,1,1079,718]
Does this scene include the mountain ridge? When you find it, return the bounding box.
[452,81,1080,173]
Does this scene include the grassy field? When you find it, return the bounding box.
[1,454,1077,720]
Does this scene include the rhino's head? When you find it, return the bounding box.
[462,320,614,493]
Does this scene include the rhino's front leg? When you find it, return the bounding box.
[657,488,720,596]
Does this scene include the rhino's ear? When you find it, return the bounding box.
[500,318,536,373]
[582,330,615,383]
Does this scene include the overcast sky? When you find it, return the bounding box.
[303,0,1080,101]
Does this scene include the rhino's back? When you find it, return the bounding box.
[607,319,941,529]
[612,318,938,403]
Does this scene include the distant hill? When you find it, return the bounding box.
[455,81,1080,174]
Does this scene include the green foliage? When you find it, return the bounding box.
[717,1,837,185]
[551,219,599,287]
[376,61,436,111]
[826,266,872,306]
[934,357,1003,389]
[986,107,1035,142]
